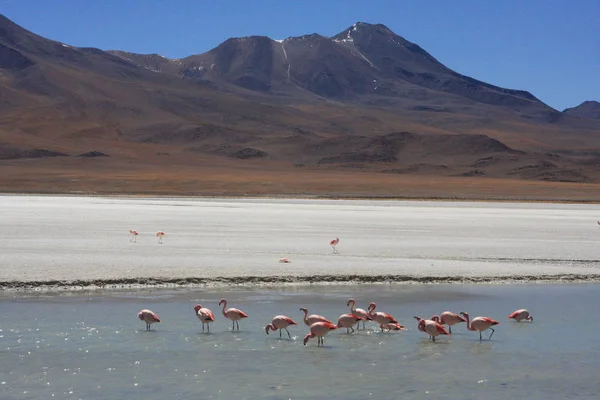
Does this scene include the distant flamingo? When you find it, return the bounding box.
[367,302,399,332]
[156,231,165,244]
[380,323,406,332]
[347,298,371,330]
[299,307,332,327]
[431,311,466,334]
[193,304,215,333]
[219,298,248,331]
[417,318,449,342]
[303,321,338,346]
[129,229,139,243]
[460,311,499,340]
[265,315,297,338]
[330,237,340,253]
[508,309,533,322]
[138,309,160,331]
[336,313,364,334]
[279,257,291,263]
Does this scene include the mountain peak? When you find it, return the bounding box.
[563,100,600,120]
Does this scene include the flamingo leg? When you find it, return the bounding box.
[236,321,240,331]
[479,331,483,341]
[279,329,282,338]
[285,328,291,339]
[232,321,235,331]
[207,323,210,333]
[432,336,436,342]
[488,327,495,340]
[448,325,452,334]
[350,326,355,334]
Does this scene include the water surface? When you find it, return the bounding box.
[1,284,598,399]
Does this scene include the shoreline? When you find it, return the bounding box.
[3,273,600,293]
[2,191,600,204]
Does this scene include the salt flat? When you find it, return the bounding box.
[1,195,600,288]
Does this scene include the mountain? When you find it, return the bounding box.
[563,101,600,120]
[1,14,600,198]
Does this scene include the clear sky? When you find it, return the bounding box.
[2,0,598,111]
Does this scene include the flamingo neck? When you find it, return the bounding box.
[463,314,475,331]
[221,301,227,316]
[349,301,356,313]
[302,309,309,324]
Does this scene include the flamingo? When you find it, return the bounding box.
[336,313,364,334]
[460,311,499,340]
[138,309,160,331]
[279,257,291,263]
[156,231,165,244]
[414,316,431,339]
[193,304,215,333]
[431,311,466,334]
[330,237,340,253]
[346,298,372,330]
[265,315,297,338]
[299,307,332,327]
[303,321,338,346]
[508,309,533,322]
[380,323,406,332]
[417,318,449,342]
[129,229,139,243]
[219,298,248,331]
[367,302,399,332]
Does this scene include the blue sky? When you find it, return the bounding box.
[2,0,598,110]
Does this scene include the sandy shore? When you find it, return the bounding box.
[2,196,600,290]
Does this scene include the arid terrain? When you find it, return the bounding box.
[1,15,599,199]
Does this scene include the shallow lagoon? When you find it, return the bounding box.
[1,283,598,399]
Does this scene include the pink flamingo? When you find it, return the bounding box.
[460,311,499,340]
[414,316,431,339]
[431,311,466,334]
[156,231,165,244]
[367,302,399,332]
[336,313,364,334]
[508,309,533,322]
[138,309,160,331]
[193,304,215,333]
[380,323,406,332]
[279,257,291,263]
[299,307,332,327]
[347,298,372,330]
[219,298,248,331]
[417,318,449,341]
[265,315,297,338]
[303,321,338,346]
[330,237,340,253]
[129,229,139,242]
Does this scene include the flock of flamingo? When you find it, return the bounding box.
[137,298,533,346]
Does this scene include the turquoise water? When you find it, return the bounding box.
[1,284,599,399]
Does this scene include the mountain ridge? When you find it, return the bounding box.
[1,14,600,197]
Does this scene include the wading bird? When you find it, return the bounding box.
[460,311,499,340]
[380,323,406,332]
[138,309,160,331]
[508,309,533,322]
[219,298,248,331]
[336,313,364,334]
[193,304,215,333]
[431,311,466,334]
[346,298,371,330]
[129,229,139,242]
[265,315,297,338]
[299,307,332,327]
[367,302,399,331]
[156,231,165,244]
[330,237,340,253]
[416,318,449,341]
[303,321,338,346]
